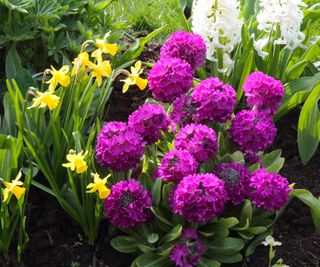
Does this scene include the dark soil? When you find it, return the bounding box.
[1,44,320,267]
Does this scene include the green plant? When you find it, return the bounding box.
[3,26,164,245]
[177,0,320,165]
[0,134,33,261]
[0,0,128,94]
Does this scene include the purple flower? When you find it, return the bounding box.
[148,57,193,102]
[175,123,218,162]
[243,71,284,116]
[96,122,146,172]
[170,229,205,267]
[215,162,250,205]
[171,94,195,126]
[191,78,236,123]
[104,179,152,228]
[158,150,198,183]
[160,30,206,71]
[229,110,277,154]
[170,173,227,223]
[128,103,170,144]
[249,169,291,211]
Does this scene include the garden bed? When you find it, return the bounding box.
[1,43,319,267]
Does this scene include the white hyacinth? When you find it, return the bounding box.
[256,0,307,55]
[191,0,242,71]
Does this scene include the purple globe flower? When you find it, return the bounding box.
[128,103,170,144]
[175,123,218,162]
[249,169,291,211]
[215,162,250,205]
[170,94,195,126]
[148,57,193,102]
[170,229,205,267]
[96,122,146,172]
[104,179,152,228]
[170,173,227,223]
[229,110,277,154]
[158,150,198,183]
[191,78,236,123]
[243,71,284,116]
[160,30,206,71]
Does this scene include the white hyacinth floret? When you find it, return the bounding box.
[255,0,307,57]
[191,0,242,72]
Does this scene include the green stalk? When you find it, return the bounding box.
[217,47,224,80]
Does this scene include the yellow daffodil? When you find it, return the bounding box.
[47,65,71,92]
[92,32,118,57]
[90,55,112,86]
[71,52,91,76]
[1,171,26,202]
[28,91,60,110]
[86,173,111,199]
[121,61,148,93]
[62,150,88,174]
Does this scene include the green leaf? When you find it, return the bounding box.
[161,224,182,243]
[157,241,174,256]
[261,149,284,173]
[151,179,162,206]
[237,51,254,100]
[206,237,244,256]
[111,236,139,253]
[245,228,272,256]
[198,258,221,267]
[135,253,170,267]
[297,84,320,164]
[285,60,309,81]
[147,233,159,244]
[277,73,320,119]
[291,189,320,233]
[138,173,153,192]
[5,46,21,79]
[0,0,35,13]
[206,252,243,264]
[151,207,173,227]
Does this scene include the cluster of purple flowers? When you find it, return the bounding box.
[148,31,206,102]
[96,103,169,172]
[96,31,292,240]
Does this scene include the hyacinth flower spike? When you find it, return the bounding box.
[1,171,26,202]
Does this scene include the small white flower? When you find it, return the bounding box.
[191,0,242,71]
[262,235,282,247]
[254,37,269,58]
